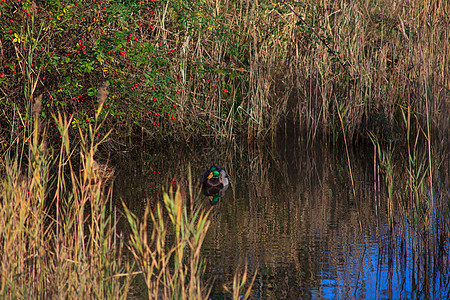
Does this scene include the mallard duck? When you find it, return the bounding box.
[200,166,229,189]
[200,166,229,205]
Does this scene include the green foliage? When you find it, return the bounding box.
[1,0,180,141]
[369,132,395,199]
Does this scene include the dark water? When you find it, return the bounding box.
[113,138,450,299]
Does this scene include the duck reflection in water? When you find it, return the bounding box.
[200,166,229,205]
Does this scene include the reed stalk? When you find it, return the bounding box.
[0,85,131,298]
[369,132,395,200]
[124,184,212,299]
[223,263,258,300]
[124,175,257,299]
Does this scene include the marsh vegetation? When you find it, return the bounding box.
[1,0,449,298]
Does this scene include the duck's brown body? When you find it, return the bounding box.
[200,166,229,205]
[200,166,229,189]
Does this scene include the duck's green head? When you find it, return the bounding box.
[207,167,221,179]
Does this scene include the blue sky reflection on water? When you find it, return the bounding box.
[315,224,450,300]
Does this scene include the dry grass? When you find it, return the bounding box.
[0,87,256,299]
[124,186,212,299]
[0,97,131,298]
[156,0,449,140]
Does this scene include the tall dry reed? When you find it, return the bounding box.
[156,0,449,141]
[123,170,257,299]
[0,87,131,298]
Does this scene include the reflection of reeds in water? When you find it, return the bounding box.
[204,138,449,297]
[368,132,450,296]
[108,131,448,297]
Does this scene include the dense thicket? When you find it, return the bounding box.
[1,0,448,147]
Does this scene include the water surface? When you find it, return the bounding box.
[113,139,450,299]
